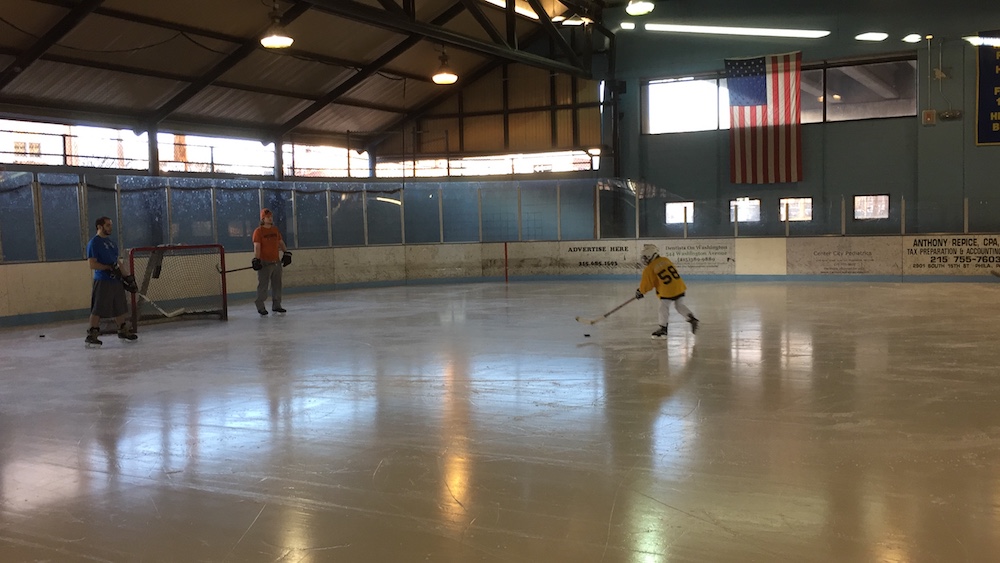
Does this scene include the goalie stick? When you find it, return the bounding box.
[575,296,638,325]
[137,292,185,318]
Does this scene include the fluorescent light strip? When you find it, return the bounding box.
[855,32,888,41]
[964,35,1000,47]
[902,34,922,43]
[482,0,539,20]
[644,23,830,39]
[620,21,636,30]
[375,197,401,205]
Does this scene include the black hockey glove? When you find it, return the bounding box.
[281,251,292,267]
[635,289,644,300]
[109,263,124,279]
[252,258,262,271]
[122,274,138,293]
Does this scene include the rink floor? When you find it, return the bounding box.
[2,279,1000,562]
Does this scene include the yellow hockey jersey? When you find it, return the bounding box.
[638,255,687,299]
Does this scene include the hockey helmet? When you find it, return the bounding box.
[640,244,660,265]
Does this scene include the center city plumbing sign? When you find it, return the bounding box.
[904,235,1000,275]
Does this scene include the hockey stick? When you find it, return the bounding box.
[215,264,255,274]
[575,296,638,325]
[137,292,185,318]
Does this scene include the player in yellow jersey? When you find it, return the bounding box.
[635,244,699,339]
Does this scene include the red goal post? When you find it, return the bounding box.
[128,244,228,329]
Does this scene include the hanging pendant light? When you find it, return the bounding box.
[625,0,654,16]
[260,1,293,49]
[432,50,458,85]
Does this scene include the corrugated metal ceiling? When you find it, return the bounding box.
[0,0,605,153]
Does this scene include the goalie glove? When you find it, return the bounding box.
[281,251,292,267]
[635,289,644,300]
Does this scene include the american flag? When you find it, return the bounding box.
[725,52,802,184]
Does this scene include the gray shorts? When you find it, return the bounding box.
[90,279,128,318]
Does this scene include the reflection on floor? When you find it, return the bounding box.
[2,280,1000,562]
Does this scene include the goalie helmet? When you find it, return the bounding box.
[640,244,660,265]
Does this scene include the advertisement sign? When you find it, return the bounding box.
[903,235,1000,275]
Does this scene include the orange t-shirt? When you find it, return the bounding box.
[252,225,282,261]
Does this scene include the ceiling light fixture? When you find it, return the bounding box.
[432,49,458,85]
[855,32,888,42]
[964,35,1000,47]
[260,1,293,49]
[562,16,592,26]
[620,22,636,30]
[902,34,923,43]
[625,0,654,16]
[643,23,830,38]
[482,0,539,20]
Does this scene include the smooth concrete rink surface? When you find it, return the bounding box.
[2,280,1000,563]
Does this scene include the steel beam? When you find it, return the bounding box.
[275,2,467,137]
[146,3,312,126]
[300,0,589,77]
[0,0,105,91]
[458,0,508,46]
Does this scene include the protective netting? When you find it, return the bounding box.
[128,244,227,327]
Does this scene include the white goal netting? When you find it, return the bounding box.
[128,244,228,328]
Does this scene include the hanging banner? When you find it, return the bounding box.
[976,32,1000,146]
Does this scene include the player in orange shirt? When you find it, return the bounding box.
[635,244,699,339]
[251,208,291,315]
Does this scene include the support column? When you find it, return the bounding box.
[274,136,284,181]
[147,124,159,175]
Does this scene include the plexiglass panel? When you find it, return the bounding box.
[262,182,292,248]
[366,184,402,245]
[403,184,441,244]
[481,182,518,242]
[0,172,38,262]
[84,175,118,247]
[598,179,636,239]
[168,177,215,246]
[295,183,329,248]
[119,176,168,249]
[559,179,595,241]
[441,183,480,243]
[38,173,82,261]
[330,186,365,247]
[215,181,259,252]
[518,180,558,241]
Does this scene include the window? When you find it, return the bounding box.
[730,197,761,222]
[779,197,812,221]
[645,58,915,134]
[826,61,917,122]
[665,202,694,224]
[646,78,719,134]
[854,195,889,219]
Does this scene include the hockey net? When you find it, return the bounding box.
[128,244,228,328]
